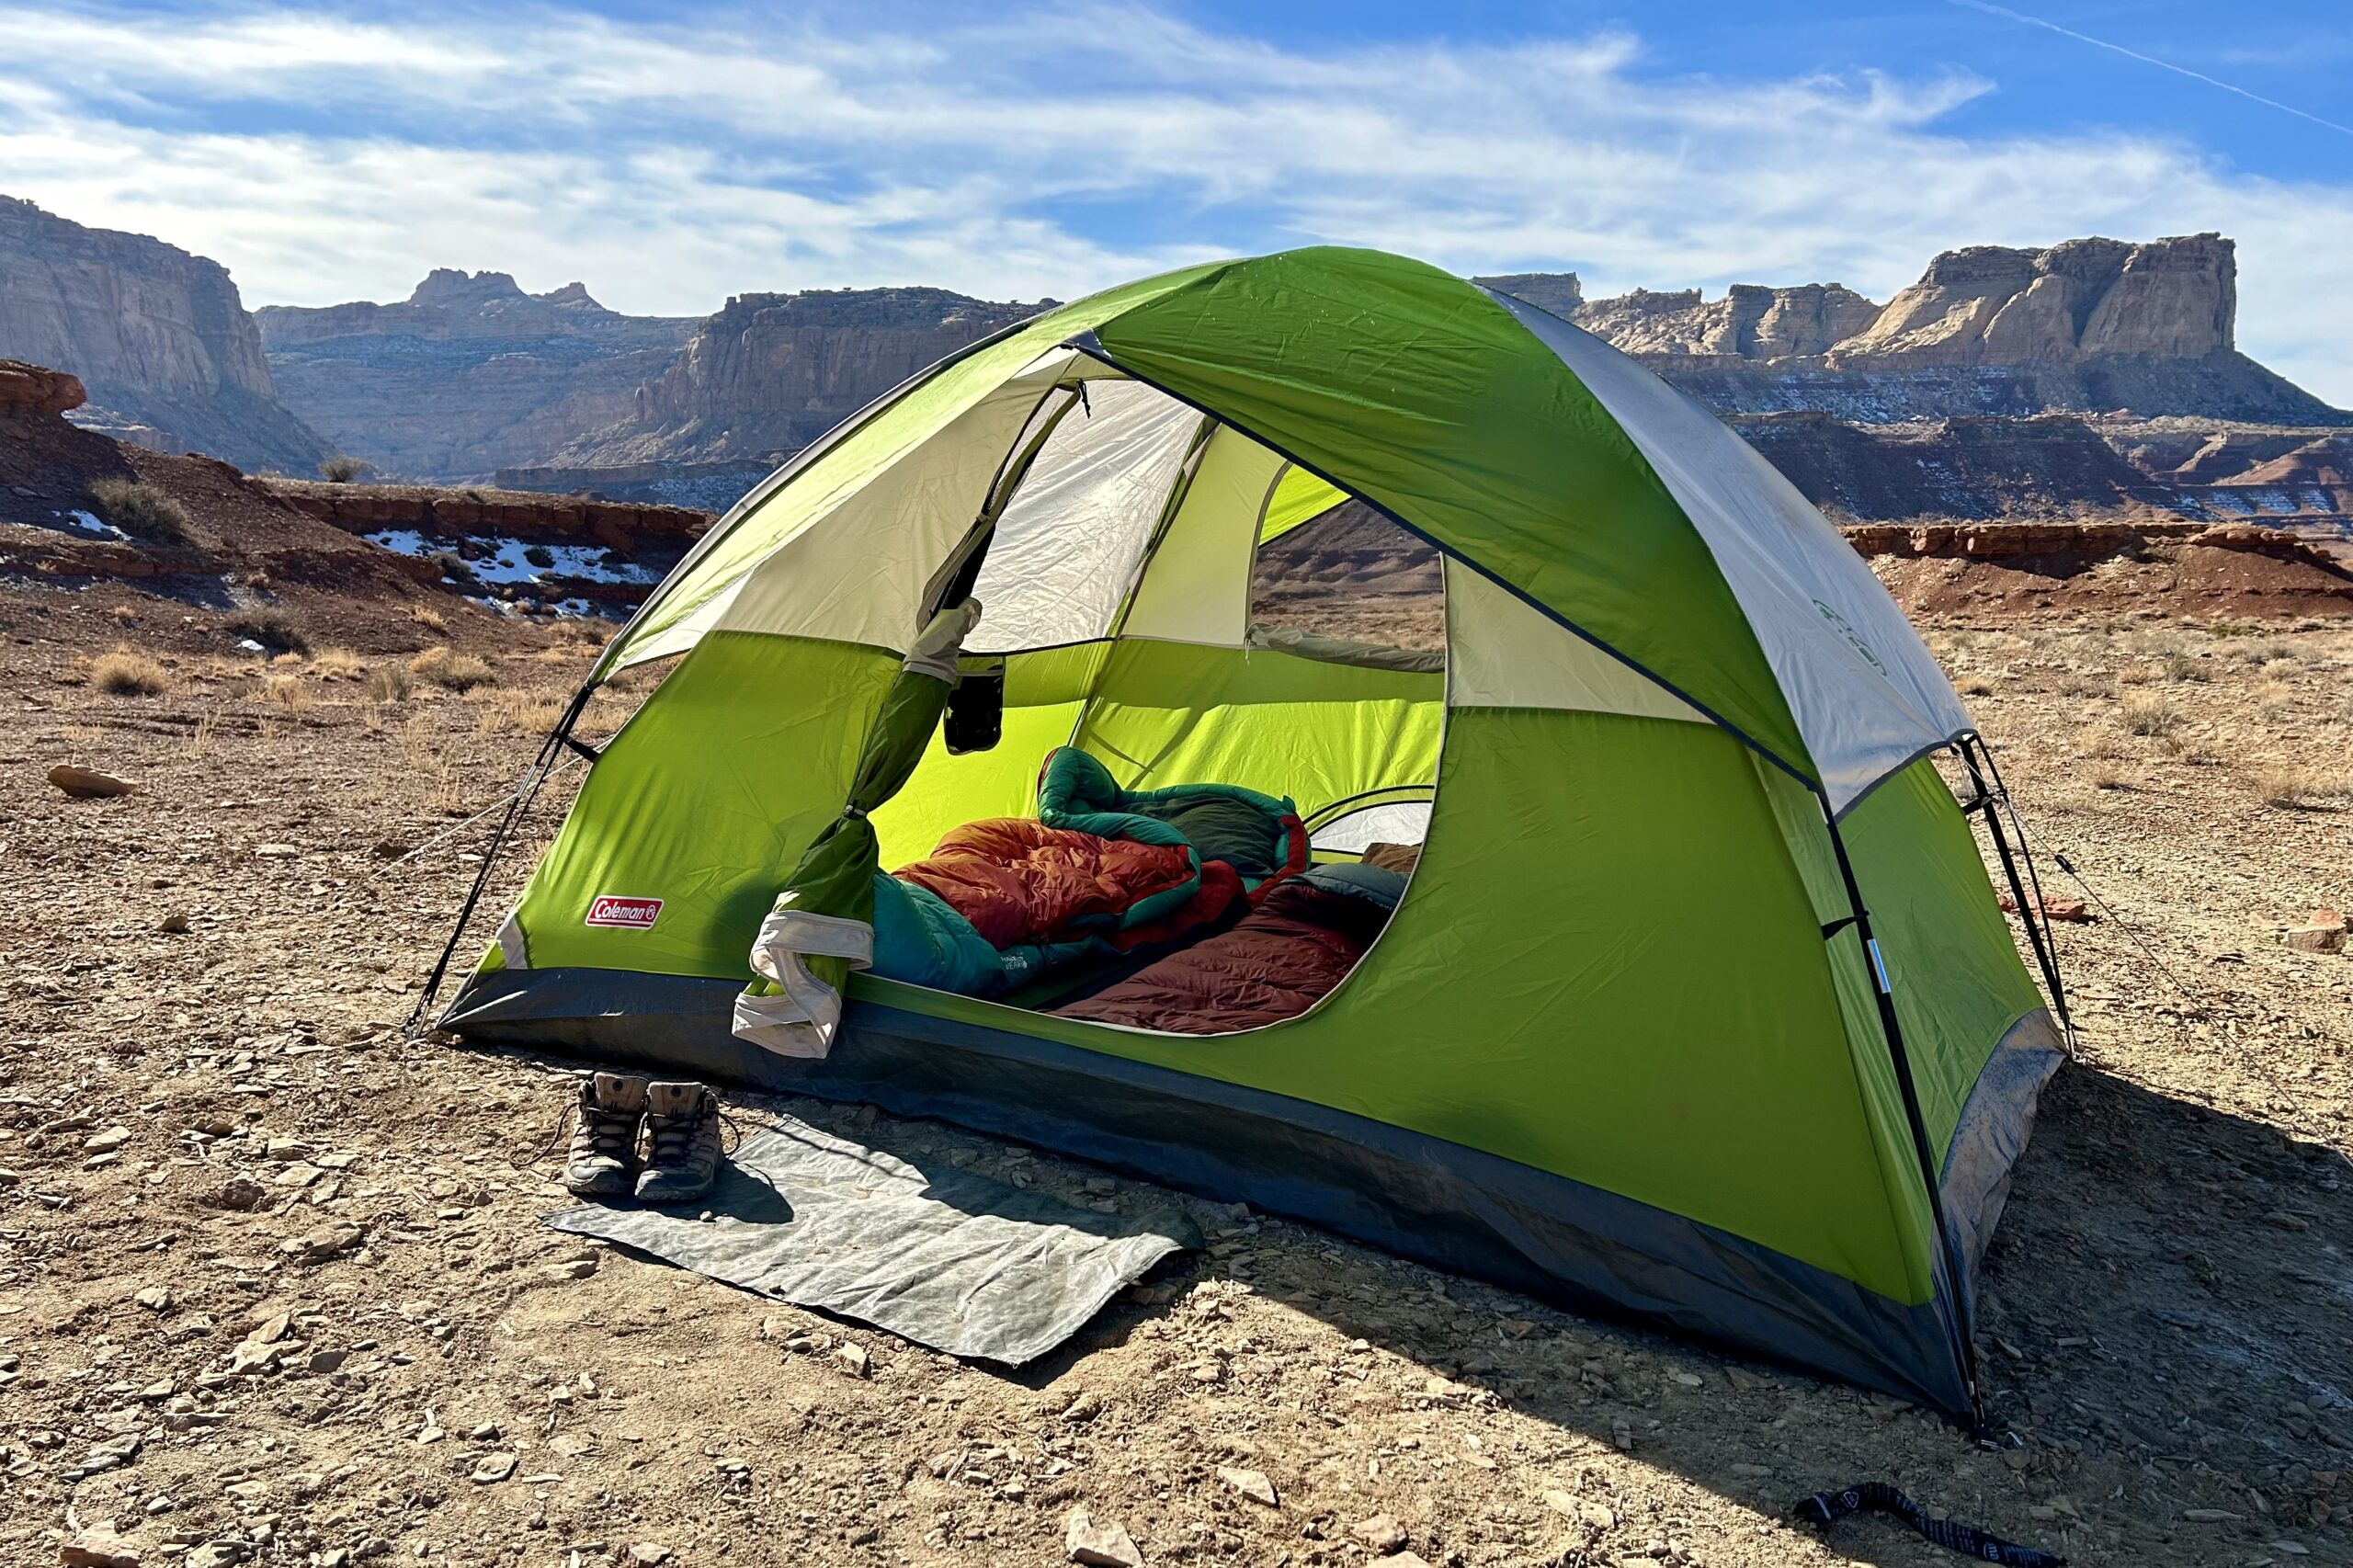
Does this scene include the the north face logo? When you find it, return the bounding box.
[585,895,663,930]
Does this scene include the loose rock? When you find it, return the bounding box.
[1217,1465,1279,1506]
[61,1526,142,1567]
[1066,1507,1146,1568]
[50,764,136,798]
[1352,1515,1408,1553]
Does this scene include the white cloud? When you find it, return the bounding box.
[0,2,2347,404]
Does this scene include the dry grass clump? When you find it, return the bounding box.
[319,453,369,483]
[2158,647,2209,682]
[473,687,567,736]
[259,674,314,713]
[2120,691,2185,738]
[2253,763,2348,810]
[87,476,192,544]
[92,645,170,696]
[313,647,368,682]
[367,665,413,704]
[2075,722,2133,761]
[409,645,496,692]
[409,605,449,633]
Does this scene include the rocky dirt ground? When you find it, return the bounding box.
[2,583,2349,1568]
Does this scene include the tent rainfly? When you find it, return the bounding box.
[434,247,2072,1425]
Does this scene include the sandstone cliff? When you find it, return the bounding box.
[1483,234,2344,426]
[550,287,1050,468]
[0,197,333,472]
[257,272,699,483]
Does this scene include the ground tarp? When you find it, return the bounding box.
[545,1116,1199,1364]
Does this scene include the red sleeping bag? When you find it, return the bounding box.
[893,818,1199,949]
[1051,876,1393,1034]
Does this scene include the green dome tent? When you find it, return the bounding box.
[436,247,2070,1423]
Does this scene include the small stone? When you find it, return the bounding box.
[134,1285,172,1312]
[1373,1555,1432,1568]
[2283,923,2346,954]
[1729,1461,1772,1479]
[1061,1390,1103,1423]
[226,1340,281,1377]
[158,913,191,935]
[1065,1508,1144,1568]
[61,1526,142,1567]
[835,1342,870,1378]
[248,1312,293,1344]
[1217,1465,1278,1506]
[85,1126,132,1153]
[281,1221,363,1261]
[2182,1508,2241,1523]
[470,1421,502,1439]
[210,1176,267,1211]
[546,1258,597,1280]
[309,1347,349,1374]
[472,1452,517,1484]
[1352,1515,1408,1553]
[50,764,137,798]
[1188,1359,1226,1384]
[625,1546,671,1566]
[253,844,300,859]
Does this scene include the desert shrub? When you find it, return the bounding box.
[313,647,367,682]
[93,645,168,696]
[524,544,556,569]
[2120,691,2183,738]
[428,551,478,587]
[88,477,192,544]
[368,665,413,704]
[409,645,496,692]
[409,605,449,633]
[224,608,310,655]
[319,453,369,483]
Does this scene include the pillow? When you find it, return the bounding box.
[1359,841,1422,875]
[1297,861,1409,911]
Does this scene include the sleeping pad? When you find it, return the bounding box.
[867,748,1303,998]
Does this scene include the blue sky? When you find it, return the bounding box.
[4,0,2348,402]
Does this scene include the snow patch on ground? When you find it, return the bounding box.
[362,529,658,587]
[50,508,129,540]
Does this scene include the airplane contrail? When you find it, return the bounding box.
[1944,0,2353,139]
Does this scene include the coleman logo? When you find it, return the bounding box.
[585,895,663,930]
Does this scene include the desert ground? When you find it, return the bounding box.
[2,585,2349,1568]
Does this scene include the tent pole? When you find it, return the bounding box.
[1816,790,1988,1435]
[405,679,597,1036]
[1957,737,2075,1051]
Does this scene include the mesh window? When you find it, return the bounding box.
[1250,498,1443,653]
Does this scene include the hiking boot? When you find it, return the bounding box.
[636,1080,722,1204]
[563,1073,647,1199]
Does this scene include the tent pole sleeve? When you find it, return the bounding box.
[1815,787,1987,1435]
[1957,737,2075,1051]
[409,679,598,1034]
